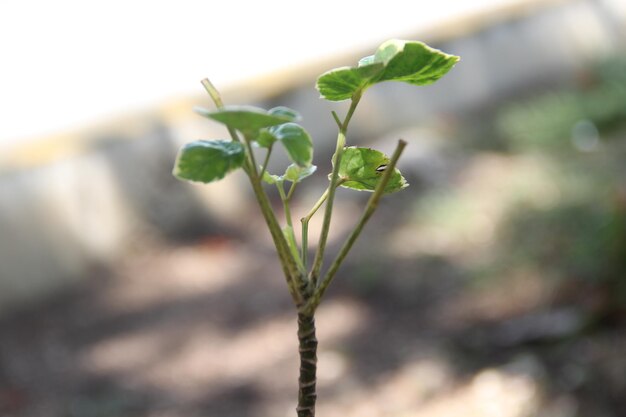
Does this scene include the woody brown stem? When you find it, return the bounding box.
[297,313,317,417]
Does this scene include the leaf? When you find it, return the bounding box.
[317,39,459,101]
[358,55,376,67]
[316,63,384,102]
[336,146,408,193]
[269,106,302,121]
[272,123,313,167]
[173,140,246,183]
[256,129,277,148]
[195,105,293,133]
[376,40,460,85]
[256,107,304,148]
[262,170,281,184]
[261,164,317,185]
[284,163,317,182]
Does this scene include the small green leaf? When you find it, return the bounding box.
[358,55,375,67]
[269,106,302,121]
[262,170,281,184]
[317,39,459,101]
[316,63,384,102]
[173,140,245,183]
[284,163,317,183]
[374,40,403,64]
[336,146,408,193]
[195,105,293,133]
[261,164,316,185]
[376,40,459,85]
[272,123,313,167]
[256,129,277,148]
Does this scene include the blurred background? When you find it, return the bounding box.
[1,0,626,416]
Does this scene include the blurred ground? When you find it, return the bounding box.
[0,187,624,417]
[1,1,626,416]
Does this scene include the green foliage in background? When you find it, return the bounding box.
[497,55,626,151]
[455,53,626,311]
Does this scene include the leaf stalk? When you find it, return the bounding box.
[309,91,362,286]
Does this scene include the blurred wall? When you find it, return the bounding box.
[0,122,249,313]
[1,0,624,316]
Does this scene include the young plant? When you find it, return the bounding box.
[173,39,459,417]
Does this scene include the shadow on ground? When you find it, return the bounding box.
[1,208,625,417]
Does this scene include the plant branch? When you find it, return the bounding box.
[259,144,273,179]
[249,174,304,302]
[303,139,407,315]
[201,78,303,304]
[277,182,294,229]
[243,135,259,177]
[277,183,305,274]
[284,226,305,273]
[300,187,329,274]
[201,78,241,144]
[286,180,298,201]
[330,111,342,129]
[309,91,362,285]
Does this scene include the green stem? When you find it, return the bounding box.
[201,78,241,144]
[301,225,309,275]
[286,180,298,201]
[330,111,342,129]
[259,144,273,180]
[284,226,305,273]
[201,78,225,108]
[277,182,294,229]
[278,182,305,273]
[300,188,330,274]
[243,134,259,177]
[309,91,362,284]
[303,139,407,315]
[249,166,303,302]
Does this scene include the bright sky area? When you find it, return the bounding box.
[0,0,533,148]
